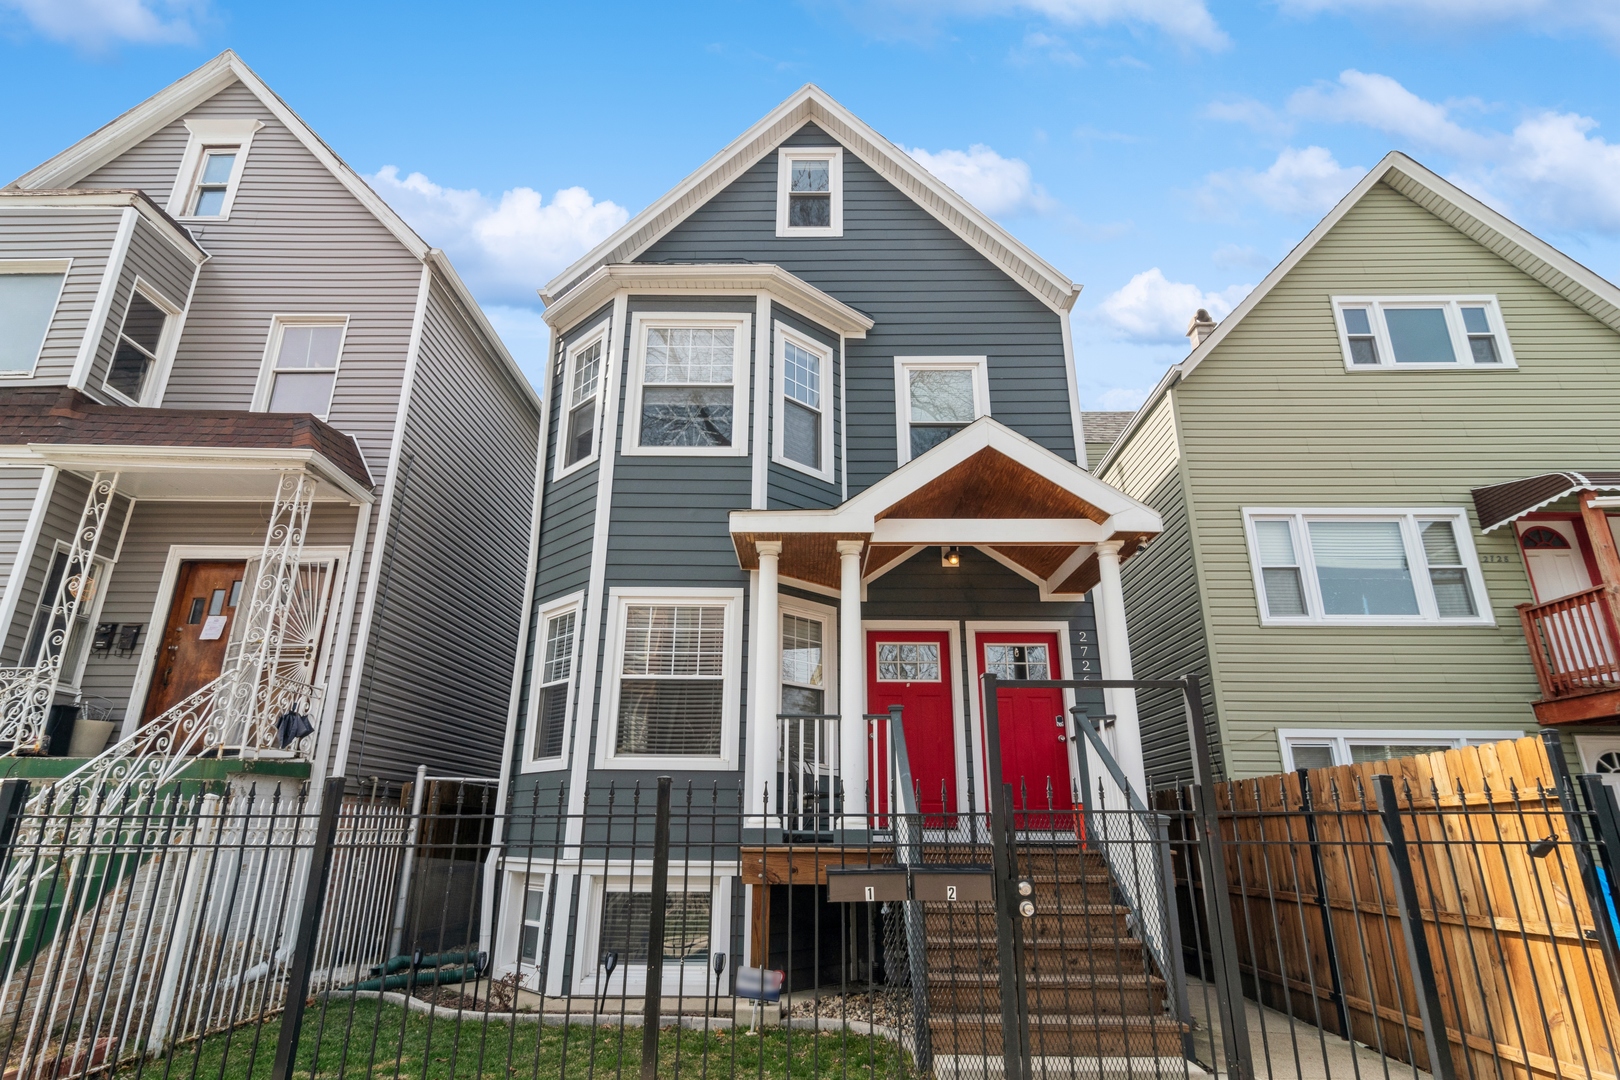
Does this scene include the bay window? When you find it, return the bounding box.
[558,330,605,475]
[1244,509,1491,625]
[104,280,177,405]
[625,314,750,456]
[773,326,834,479]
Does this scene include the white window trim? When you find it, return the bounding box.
[167,118,263,222]
[775,147,843,238]
[1331,295,1517,371]
[522,590,584,773]
[1278,729,1521,771]
[780,594,838,715]
[0,259,71,380]
[250,314,350,419]
[1242,507,1495,628]
[553,324,610,482]
[598,587,744,770]
[893,356,991,466]
[622,312,751,458]
[496,869,553,983]
[20,540,115,692]
[571,864,734,997]
[100,275,181,407]
[771,322,835,482]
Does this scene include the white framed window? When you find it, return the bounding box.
[775,147,843,237]
[102,278,179,405]
[894,356,990,465]
[1331,296,1515,370]
[623,312,751,457]
[253,316,347,419]
[524,592,582,770]
[168,118,261,221]
[1243,508,1493,626]
[517,882,546,964]
[0,259,70,378]
[21,543,112,690]
[1280,729,1517,771]
[599,588,743,769]
[555,326,608,479]
[772,324,834,481]
[781,599,836,716]
[574,870,730,996]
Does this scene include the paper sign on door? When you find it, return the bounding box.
[199,615,228,641]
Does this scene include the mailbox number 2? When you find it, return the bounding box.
[946,885,958,902]
[864,886,875,902]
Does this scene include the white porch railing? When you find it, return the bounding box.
[774,712,842,833]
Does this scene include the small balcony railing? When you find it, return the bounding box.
[1518,585,1620,700]
[775,713,842,835]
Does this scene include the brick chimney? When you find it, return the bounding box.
[1186,308,1217,350]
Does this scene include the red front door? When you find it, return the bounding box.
[867,630,956,823]
[976,631,1074,829]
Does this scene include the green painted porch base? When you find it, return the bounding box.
[0,756,311,782]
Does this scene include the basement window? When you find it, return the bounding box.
[1280,731,1517,771]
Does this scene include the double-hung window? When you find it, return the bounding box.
[0,260,69,377]
[1244,509,1491,625]
[529,602,578,764]
[559,330,605,474]
[773,326,833,478]
[22,546,110,688]
[776,148,843,237]
[781,610,828,715]
[1332,297,1514,369]
[605,590,741,767]
[1281,730,1515,771]
[894,357,989,464]
[169,118,260,221]
[517,884,546,964]
[626,314,750,455]
[259,318,345,418]
[104,280,176,404]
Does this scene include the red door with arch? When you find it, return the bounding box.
[866,630,956,825]
[976,631,1074,830]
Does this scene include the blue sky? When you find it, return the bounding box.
[3,0,1618,411]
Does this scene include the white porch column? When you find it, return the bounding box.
[1093,540,1148,800]
[751,542,783,819]
[837,541,867,822]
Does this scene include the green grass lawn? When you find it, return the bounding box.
[119,1000,912,1080]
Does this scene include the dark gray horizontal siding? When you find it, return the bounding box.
[766,302,842,511]
[534,306,614,605]
[346,278,540,783]
[638,122,1074,493]
[0,206,123,384]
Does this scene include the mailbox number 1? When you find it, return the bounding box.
[864,886,875,902]
[946,885,958,902]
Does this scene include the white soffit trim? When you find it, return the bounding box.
[543,262,874,338]
[730,416,1162,536]
[8,50,431,262]
[1095,151,1620,478]
[540,84,1081,315]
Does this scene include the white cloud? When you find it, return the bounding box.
[1275,0,1620,47]
[1095,268,1251,343]
[905,144,1055,217]
[1204,146,1366,217]
[370,167,628,306]
[1000,0,1228,49]
[1287,71,1489,157]
[1475,112,1620,232]
[1202,98,1293,136]
[0,0,203,48]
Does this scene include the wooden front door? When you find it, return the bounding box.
[142,561,245,723]
[867,630,956,822]
[976,631,1074,829]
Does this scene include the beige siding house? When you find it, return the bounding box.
[1099,153,1620,783]
[0,52,542,796]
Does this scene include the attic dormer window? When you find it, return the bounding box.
[167,117,262,221]
[189,150,237,216]
[777,148,843,237]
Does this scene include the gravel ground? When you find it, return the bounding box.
[786,990,911,1029]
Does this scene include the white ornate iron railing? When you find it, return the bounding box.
[0,473,119,756]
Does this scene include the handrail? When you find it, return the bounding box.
[774,712,841,833]
[1518,585,1620,699]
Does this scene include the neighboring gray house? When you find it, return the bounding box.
[0,51,541,792]
[491,86,1161,993]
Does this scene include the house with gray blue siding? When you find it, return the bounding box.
[0,51,541,797]
[493,85,1162,995]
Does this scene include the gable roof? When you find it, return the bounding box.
[1096,152,1620,477]
[9,51,539,412]
[540,85,1081,314]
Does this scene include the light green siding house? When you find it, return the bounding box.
[1098,152,1620,784]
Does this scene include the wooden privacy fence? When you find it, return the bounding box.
[1161,735,1620,1080]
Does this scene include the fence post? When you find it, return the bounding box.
[1579,774,1620,989]
[641,776,672,1080]
[1181,673,1254,1080]
[270,777,348,1080]
[1541,732,1620,990]
[1372,774,1457,1080]
[982,674,1029,1080]
[1298,769,1352,1037]
[0,779,28,856]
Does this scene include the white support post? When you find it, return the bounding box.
[752,542,782,821]
[1093,540,1148,799]
[837,541,867,824]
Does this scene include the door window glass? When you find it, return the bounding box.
[876,642,940,681]
[984,644,1050,681]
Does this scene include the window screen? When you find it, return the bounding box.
[268,324,343,417]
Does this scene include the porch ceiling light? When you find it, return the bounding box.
[941,545,961,568]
